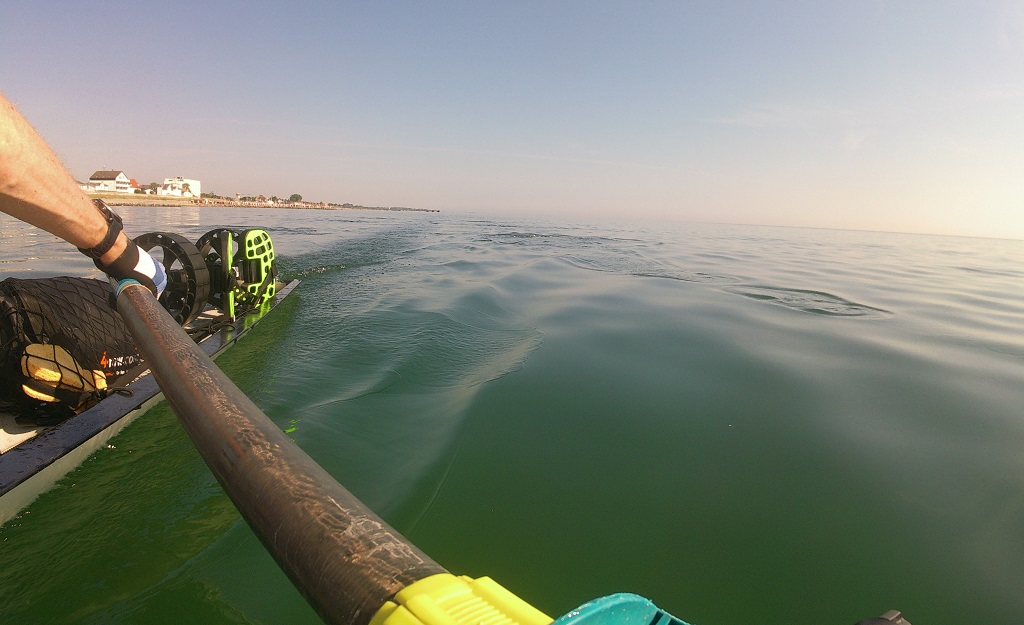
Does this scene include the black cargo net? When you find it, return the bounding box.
[0,277,141,421]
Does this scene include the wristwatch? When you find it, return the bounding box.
[77,199,124,260]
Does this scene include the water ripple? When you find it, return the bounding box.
[725,285,892,317]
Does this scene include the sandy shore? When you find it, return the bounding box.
[89,193,438,212]
[91,193,333,209]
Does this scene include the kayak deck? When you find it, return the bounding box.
[0,279,298,524]
[0,304,234,454]
[0,415,41,454]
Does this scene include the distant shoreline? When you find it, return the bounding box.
[89,193,439,213]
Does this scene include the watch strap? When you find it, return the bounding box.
[77,199,124,260]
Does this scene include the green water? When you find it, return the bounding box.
[1,209,1023,624]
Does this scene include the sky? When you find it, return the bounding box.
[2,1,1023,238]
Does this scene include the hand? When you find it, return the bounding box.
[73,200,166,298]
[98,242,168,298]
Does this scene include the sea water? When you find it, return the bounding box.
[1,207,1022,625]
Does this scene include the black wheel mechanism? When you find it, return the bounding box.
[134,232,210,326]
[196,228,277,317]
[195,228,240,314]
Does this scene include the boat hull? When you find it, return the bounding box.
[0,279,299,525]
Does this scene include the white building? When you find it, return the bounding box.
[158,177,201,198]
[88,170,132,193]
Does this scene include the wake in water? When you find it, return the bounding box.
[262,222,546,529]
[724,285,892,317]
[481,226,890,318]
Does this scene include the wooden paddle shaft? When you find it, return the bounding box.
[116,284,446,625]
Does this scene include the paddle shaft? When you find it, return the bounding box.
[116,284,446,625]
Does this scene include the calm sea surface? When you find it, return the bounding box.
[1,207,1023,625]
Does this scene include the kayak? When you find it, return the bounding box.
[0,227,296,525]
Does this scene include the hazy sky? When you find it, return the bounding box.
[3,2,1022,238]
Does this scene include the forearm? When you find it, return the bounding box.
[0,90,127,262]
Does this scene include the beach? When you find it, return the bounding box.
[89,193,438,212]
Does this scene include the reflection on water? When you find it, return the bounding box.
[0,213,95,278]
[136,204,204,231]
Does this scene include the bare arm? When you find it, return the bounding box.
[0,90,128,264]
